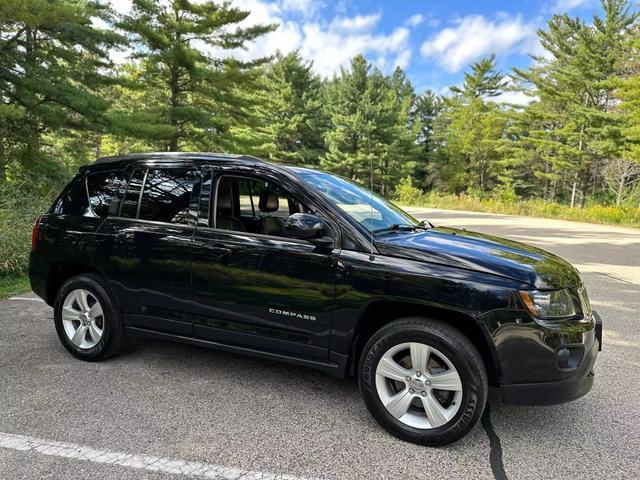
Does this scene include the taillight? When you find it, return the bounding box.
[31,215,43,251]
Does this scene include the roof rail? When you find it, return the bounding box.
[93,152,262,165]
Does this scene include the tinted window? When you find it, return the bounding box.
[120,168,145,218]
[214,176,307,235]
[52,176,91,216]
[238,180,255,217]
[138,168,199,224]
[196,169,212,227]
[87,171,123,218]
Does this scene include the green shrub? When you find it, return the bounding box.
[397,188,640,228]
[0,181,59,276]
[393,177,426,205]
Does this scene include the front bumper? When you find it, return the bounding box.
[500,311,602,406]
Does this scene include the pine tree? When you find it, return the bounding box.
[0,0,123,177]
[411,90,442,189]
[118,0,275,152]
[435,56,507,193]
[615,25,640,205]
[451,55,508,99]
[513,0,638,206]
[251,51,325,165]
[321,56,418,195]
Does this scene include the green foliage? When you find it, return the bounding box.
[394,177,426,205]
[450,54,508,98]
[396,189,640,227]
[249,51,326,165]
[510,0,639,205]
[0,0,124,173]
[2,0,640,282]
[0,180,60,276]
[321,56,419,196]
[430,56,508,193]
[117,0,276,151]
[0,273,31,299]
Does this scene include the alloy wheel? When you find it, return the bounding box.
[61,289,104,349]
[375,342,463,429]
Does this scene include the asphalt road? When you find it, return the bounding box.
[1,209,639,480]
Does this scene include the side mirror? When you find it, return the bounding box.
[285,213,333,249]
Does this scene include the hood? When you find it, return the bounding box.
[374,227,581,289]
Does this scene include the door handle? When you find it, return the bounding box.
[335,260,347,280]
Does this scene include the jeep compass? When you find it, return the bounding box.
[29,153,602,446]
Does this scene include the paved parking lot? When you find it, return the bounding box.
[1,208,639,480]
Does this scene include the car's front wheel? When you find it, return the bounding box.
[54,274,125,361]
[359,317,488,446]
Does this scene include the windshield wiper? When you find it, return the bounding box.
[373,223,423,235]
[372,220,434,235]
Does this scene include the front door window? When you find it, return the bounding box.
[214,176,308,237]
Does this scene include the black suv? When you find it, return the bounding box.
[29,153,602,445]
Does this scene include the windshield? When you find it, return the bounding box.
[291,168,419,234]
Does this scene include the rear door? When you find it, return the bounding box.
[190,168,338,361]
[94,162,200,335]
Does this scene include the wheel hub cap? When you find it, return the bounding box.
[410,378,425,391]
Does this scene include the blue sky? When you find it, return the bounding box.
[107,0,605,102]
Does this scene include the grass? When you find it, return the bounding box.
[396,190,640,228]
[0,273,31,299]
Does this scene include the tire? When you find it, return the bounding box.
[54,274,125,361]
[358,317,488,446]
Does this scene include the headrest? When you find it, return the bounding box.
[259,191,279,213]
[217,183,232,212]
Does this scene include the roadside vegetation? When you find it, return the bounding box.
[395,179,640,227]
[0,272,30,300]
[1,0,640,294]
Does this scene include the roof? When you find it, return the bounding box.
[93,152,264,165]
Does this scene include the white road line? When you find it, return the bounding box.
[7,297,44,302]
[0,432,314,480]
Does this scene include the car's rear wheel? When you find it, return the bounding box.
[54,274,125,361]
[358,317,488,446]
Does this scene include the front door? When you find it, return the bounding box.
[191,172,336,360]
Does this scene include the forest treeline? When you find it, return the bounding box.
[1,0,640,277]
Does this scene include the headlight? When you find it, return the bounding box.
[519,289,577,319]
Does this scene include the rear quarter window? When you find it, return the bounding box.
[52,176,91,216]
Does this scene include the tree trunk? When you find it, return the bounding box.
[572,124,585,208]
[168,59,180,151]
[543,162,550,201]
[616,175,626,206]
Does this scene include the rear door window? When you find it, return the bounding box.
[120,167,145,219]
[138,168,200,224]
[87,171,124,218]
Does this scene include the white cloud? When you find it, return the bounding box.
[494,90,536,106]
[298,22,411,77]
[225,3,412,77]
[552,0,591,12]
[394,49,412,70]
[493,76,537,106]
[104,0,412,77]
[331,12,381,31]
[108,0,133,15]
[278,0,320,15]
[404,14,424,27]
[420,14,537,73]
